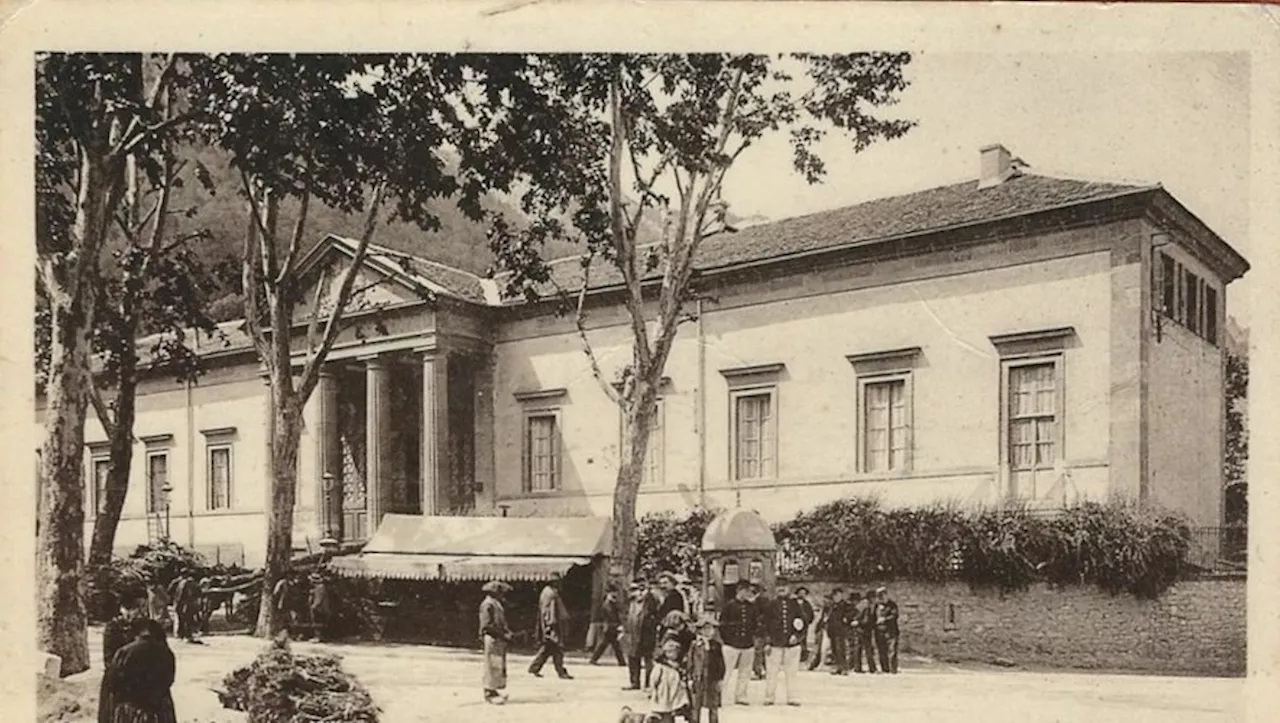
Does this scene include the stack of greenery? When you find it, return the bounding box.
[219,639,379,723]
[637,499,1193,600]
[85,541,251,622]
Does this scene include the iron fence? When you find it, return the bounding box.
[1186,524,1247,573]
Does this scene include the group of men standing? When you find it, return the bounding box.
[809,586,900,676]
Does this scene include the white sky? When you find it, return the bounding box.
[717,51,1252,326]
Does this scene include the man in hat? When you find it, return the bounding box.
[621,579,659,690]
[718,583,762,705]
[590,588,626,666]
[655,572,686,622]
[794,587,815,665]
[873,586,900,674]
[529,571,574,679]
[479,580,513,705]
[762,583,806,706]
[821,588,852,674]
[851,590,878,673]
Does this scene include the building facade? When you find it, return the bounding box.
[37,145,1249,567]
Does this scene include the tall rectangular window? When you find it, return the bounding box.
[1205,285,1219,345]
[732,390,776,481]
[1160,253,1176,316]
[1007,362,1059,471]
[861,377,910,473]
[91,456,110,516]
[208,446,232,510]
[1185,270,1200,335]
[146,452,169,514]
[524,413,560,493]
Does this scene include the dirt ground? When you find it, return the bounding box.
[51,629,1244,723]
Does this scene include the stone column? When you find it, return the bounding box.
[316,367,342,540]
[420,350,450,516]
[364,356,391,530]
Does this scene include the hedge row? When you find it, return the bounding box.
[638,498,1193,599]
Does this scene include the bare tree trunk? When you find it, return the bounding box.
[610,374,659,586]
[254,384,303,637]
[87,344,137,569]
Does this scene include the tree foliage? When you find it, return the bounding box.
[1224,350,1247,492]
[635,506,722,580]
[485,53,915,586]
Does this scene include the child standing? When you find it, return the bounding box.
[686,618,726,723]
[649,637,691,723]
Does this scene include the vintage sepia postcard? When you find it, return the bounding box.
[1,2,1277,722]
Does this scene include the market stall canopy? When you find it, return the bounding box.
[701,508,777,553]
[329,514,612,582]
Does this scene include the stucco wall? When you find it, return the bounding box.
[491,225,1121,521]
[1145,233,1227,527]
[792,576,1245,677]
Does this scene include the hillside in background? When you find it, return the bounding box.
[174,145,678,321]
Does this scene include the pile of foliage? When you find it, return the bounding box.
[86,540,252,622]
[635,507,721,580]
[776,498,1193,599]
[218,639,379,723]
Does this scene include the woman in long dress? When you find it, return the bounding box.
[108,618,178,723]
[98,591,146,723]
[478,581,513,705]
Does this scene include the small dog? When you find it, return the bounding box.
[617,705,650,723]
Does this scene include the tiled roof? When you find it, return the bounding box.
[503,172,1156,299]
[361,242,490,305]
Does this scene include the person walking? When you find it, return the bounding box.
[686,617,726,723]
[590,588,626,666]
[621,580,659,691]
[873,586,900,674]
[718,584,760,705]
[529,572,573,679]
[98,591,147,723]
[794,587,815,666]
[851,590,878,673]
[106,618,178,723]
[479,580,513,705]
[762,583,806,706]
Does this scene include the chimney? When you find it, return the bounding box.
[979,143,1013,189]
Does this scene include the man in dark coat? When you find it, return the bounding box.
[851,590,878,673]
[718,583,762,705]
[823,588,852,674]
[589,588,625,666]
[762,583,807,706]
[529,572,573,679]
[621,579,659,690]
[168,573,202,645]
[873,586,900,674]
[655,573,686,629]
[794,587,815,664]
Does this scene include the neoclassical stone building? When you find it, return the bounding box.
[37,145,1249,567]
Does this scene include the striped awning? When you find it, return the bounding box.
[329,553,463,580]
[329,553,593,582]
[440,556,593,582]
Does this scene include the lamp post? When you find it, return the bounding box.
[161,482,173,542]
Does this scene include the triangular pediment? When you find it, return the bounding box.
[292,235,436,326]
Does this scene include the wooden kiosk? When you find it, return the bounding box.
[700,508,777,616]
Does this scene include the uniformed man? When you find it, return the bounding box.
[718,584,762,705]
[873,586,900,674]
[762,583,806,706]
